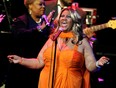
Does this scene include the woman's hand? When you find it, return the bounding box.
[97,56,110,67]
[37,10,55,32]
[7,55,23,64]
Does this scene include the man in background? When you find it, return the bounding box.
[45,0,74,19]
[45,0,87,30]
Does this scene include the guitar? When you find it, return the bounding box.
[83,20,116,38]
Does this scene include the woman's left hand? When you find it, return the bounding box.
[97,56,110,66]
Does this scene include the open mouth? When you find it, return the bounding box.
[61,21,68,27]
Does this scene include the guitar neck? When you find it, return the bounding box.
[83,20,116,38]
[89,23,108,32]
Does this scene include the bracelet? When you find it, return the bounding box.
[19,57,23,64]
[36,26,43,32]
[96,61,101,68]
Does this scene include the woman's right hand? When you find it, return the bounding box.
[7,55,22,64]
[41,10,56,29]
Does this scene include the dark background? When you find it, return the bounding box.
[0,0,116,88]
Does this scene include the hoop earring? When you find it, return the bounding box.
[29,10,32,15]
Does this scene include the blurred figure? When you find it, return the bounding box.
[45,0,73,18]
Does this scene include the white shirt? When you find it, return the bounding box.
[57,1,67,13]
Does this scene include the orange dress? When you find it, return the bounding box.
[38,32,90,88]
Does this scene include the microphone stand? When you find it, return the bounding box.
[46,11,56,88]
[51,39,57,88]
[3,0,12,30]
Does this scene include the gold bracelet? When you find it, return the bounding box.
[36,26,43,32]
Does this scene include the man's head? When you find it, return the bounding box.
[59,0,74,7]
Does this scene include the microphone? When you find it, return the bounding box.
[42,14,50,26]
[52,27,64,41]
[49,10,55,28]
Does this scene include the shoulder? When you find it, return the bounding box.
[44,38,54,46]
[82,37,89,42]
[12,14,28,24]
[81,37,91,48]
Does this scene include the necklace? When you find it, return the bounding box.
[36,18,42,24]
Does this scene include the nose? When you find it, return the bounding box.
[42,4,45,7]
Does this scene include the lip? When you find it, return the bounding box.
[60,22,68,27]
[40,10,45,14]
[61,24,67,27]
[41,8,45,12]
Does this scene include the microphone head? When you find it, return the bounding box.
[51,27,65,41]
[42,14,47,18]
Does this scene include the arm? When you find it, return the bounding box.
[83,38,110,72]
[11,12,55,35]
[83,38,97,71]
[11,17,43,35]
[7,55,43,69]
[7,38,53,69]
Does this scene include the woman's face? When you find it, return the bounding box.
[29,0,45,17]
[59,10,73,32]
